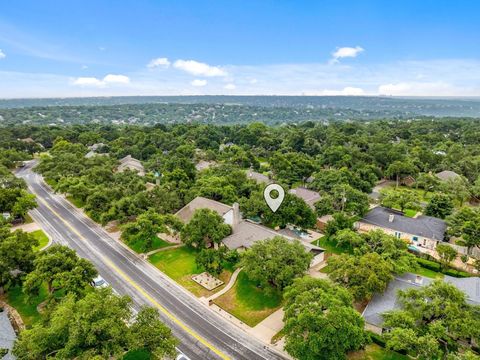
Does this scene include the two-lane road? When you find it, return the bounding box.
[17,161,286,360]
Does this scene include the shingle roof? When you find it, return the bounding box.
[362,273,433,327]
[444,276,480,305]
[359,206,446,241]
[175,196,232,223]
[436,170,460,181]
[0,309,17,359]
[288,187,321,209]
[247,170,271,184]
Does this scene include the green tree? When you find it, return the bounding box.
[385,160,417,187]
[380,188,421,213]
[11,190,37,219]
[441,177,471,206]
[383,281,480,359]
[195,247,226,276]
[416,172,440,196]
[283,277,367,360]
[328,252,393,301]
[13,288,177,359]
[23,245,97,298]
[241,236,312,292]
[436,243,457,270]
[180,208,231,248]
[461,219,480,253]
[315,184,369,217]
[425,193,454,219]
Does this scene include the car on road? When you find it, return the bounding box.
[91,275,109,288]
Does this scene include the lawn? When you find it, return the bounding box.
[128,235,173,254]
[31,229,49,251]
[311,236,350,255]
[403,209,417,218]
[149,246,233,297]
[348,344,407,360]
[5,285,48,327]
[213,271,283,327]
[413,265,444,279]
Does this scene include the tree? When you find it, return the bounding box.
[461,219,480,253]
[13,288,178,359]
[0,225,38,294]
[380,188,421,213]
[324,212,355,236]
[385,160,417,187]
[241,236,312,292]
[283,277,367,360]
[436,243,457,270]
[332,229,364,250]
[441,177,471,206]
[416,173,440,196]
[11,190,37,219]
[23,244,97,298]
[180,208,231,248]
[425,193,454,219]
[328,252,393,301]
[195,247,226,276]
[315,184,369,217]
[382,281,480,359]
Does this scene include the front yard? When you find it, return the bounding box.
[31,229,49,251]
[213,271,283,327]
[149,246,233,297]
[5,285,48,327]
[128,235,173,254]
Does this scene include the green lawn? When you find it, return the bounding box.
[413,265,444,279]
[128,235,173,254]
[66,195,85,208]
[149,246,233,297]
[349,344,407,360]
[312,236,350,255]
[31,229,49,251]
[6,285,48,327]
[213,271,283,327]
[403,209,417,218]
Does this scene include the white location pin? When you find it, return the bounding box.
[264,183,285,213]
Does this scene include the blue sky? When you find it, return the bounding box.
[1,0,480,97]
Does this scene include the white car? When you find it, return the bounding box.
[91,275,109,288]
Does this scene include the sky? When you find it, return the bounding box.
[1,0,480,98]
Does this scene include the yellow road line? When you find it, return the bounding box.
[37,196,231,360]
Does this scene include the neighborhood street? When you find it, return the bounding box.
[16,161,286,360]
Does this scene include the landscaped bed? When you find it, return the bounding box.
[213,271,283,327]
[149,246,233,297]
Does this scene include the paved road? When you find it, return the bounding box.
[17,161,286,360]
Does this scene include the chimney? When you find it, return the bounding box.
[232,202,241,229]
[389,214,395,223]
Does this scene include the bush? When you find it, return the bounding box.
[122,349,151,360]
[416,258,441,272]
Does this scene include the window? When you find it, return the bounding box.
[413,236,418,241]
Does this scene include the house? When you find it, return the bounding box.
[436,170,460,182]
[88,143,106,151]
[0,307,16,360]
[316,214,334,232]
[117,155,145,176]
[356,206,446,251]
[362,273,480,334]
[176,196,325,266]
[195,160,217,172]
[247,169,271,184]
[288,187,321,210]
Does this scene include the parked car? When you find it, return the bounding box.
[91,275,109,288]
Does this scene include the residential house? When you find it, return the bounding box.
[88,143,106,151]
[195,160,217,172]
[247,169,271,184]
[436,170,460,182]
[289,187,321,210]
[117,155,145,176]
[176,196,325,266]
[362,273,480,334]
[356,206,446,251]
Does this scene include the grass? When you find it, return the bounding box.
[5,285,48,327]
[213,271,283,327]
[413,265,444,279]
[312,236,350,255]
[31,229,49,251]
[66,195,85,208]
[348,344,407,360]
[128,235,173,254]
[149,246,233,297]
[403,208,417,217]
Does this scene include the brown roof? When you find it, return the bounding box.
[247,170,271,184]
[436,170,460,181]
[175,196,232,223]
[289,187,321,209]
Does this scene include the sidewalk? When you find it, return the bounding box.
[205,267,242,302]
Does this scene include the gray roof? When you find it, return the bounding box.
[362,273,433,328]
[436,170,460,181]
[359,206,446,241]
[0,309,17,359]
[195,160,216,171]
[175,196,232,223]
[288,187,321,209]
[118,155,145,175]
[247,170,271,184]
[363,273,480,328]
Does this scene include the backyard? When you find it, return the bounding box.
[149,246,233,297]
[5,284,48,327]
[213,271,283,327]
[348,344,407,360]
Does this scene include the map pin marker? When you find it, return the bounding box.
[264,183,285,213]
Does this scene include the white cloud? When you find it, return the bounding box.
[147,57,170,68]
[174,59,227,77]
[317,87,366,96]
[72,74,130,87]
[0,49,5,59]
[378,81,454,96]
[191,79,207,87]
[331,46,364,63]
[224,83,236,90]
[81,65,88,70]
[249,78,258,84]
